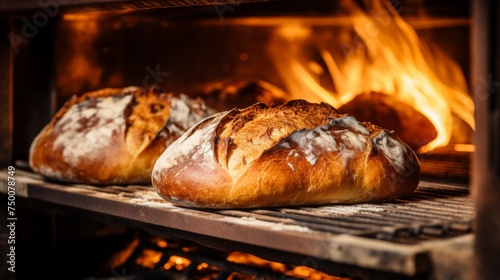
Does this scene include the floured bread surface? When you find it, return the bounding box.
[152,100,421,208]
[29,86,215,184]
[215,101,341,179]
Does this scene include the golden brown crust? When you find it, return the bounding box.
[338,92,437,150]
[29,86,214,184]
[152,100,420,208]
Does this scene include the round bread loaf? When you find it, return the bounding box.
[189,79,289,111]
[29,86,215,184]
[338,92,437,150]
[152,100,420,208]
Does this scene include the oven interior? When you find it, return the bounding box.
[1,0,499,279]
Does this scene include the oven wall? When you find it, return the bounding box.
[473,0,500,278]
[11,17,56,162]
[8,2,472,164]
[0,20,13,167]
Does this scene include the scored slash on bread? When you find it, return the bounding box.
[29,86,215,184]
[152,100,421,208]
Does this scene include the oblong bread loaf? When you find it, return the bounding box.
[152,100,420,208]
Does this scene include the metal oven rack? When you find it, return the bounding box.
[0,168,474,279]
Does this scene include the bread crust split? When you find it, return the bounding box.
[29,86,215,184]
[152,100,420,208]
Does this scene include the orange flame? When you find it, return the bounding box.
[135,249,163,268]
[131,238,347,279]
[163,255,191,271]
[269,0,474,153]
[227,251,349,280]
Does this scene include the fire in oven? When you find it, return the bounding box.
[0,0,499,279]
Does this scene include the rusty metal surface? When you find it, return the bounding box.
[0,169,474,275]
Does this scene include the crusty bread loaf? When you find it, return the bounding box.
[29,86,215,184]
[338,92,437,150]
[152,100,420,208]
[189,79,289,111]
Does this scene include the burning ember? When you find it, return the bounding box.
[227,252,349,280]
[269,0,474,152]
[110,236,349,279]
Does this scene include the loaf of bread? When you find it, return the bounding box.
[152,100,420,208]
[338,92,437,150]
[29,86,215,184]
[189,79,289,111]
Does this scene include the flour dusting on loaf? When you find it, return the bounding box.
[53,94,132,166]
[372,130,410,174]
[168,94,210,131]
[152,100,420,208]
[153,113,226,180]
[283,116,370,166]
